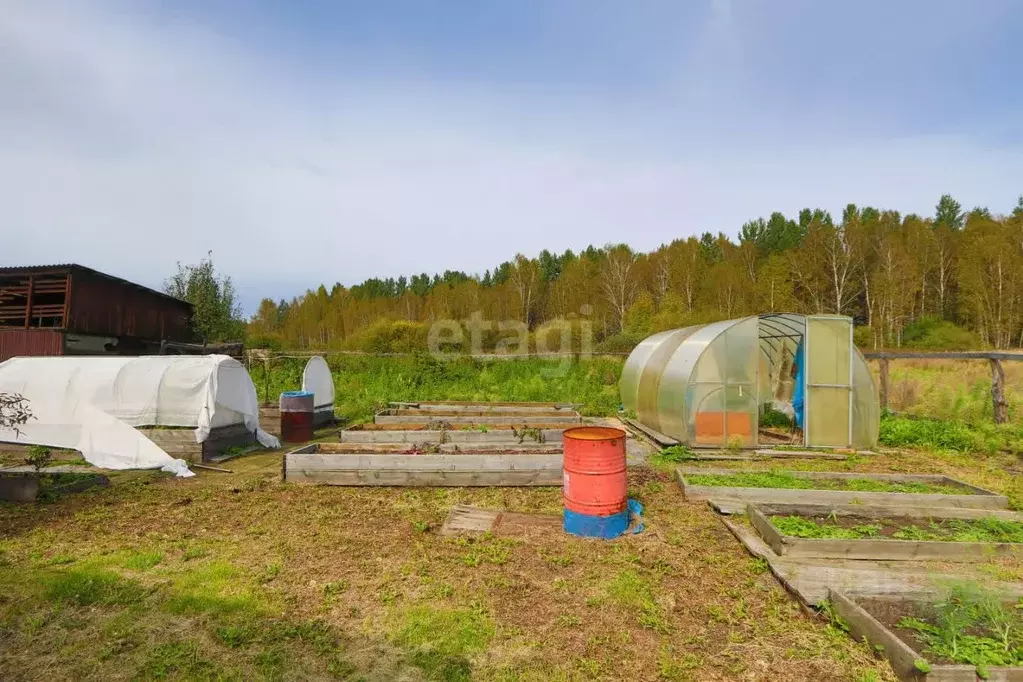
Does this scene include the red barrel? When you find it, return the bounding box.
[562,426,627,516]
[280,391,314,443]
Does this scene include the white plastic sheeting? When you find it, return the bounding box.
[0,355,280,475]
[301,356,334,415]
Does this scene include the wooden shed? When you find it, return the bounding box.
[0,264,195,363]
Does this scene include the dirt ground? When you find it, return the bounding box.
[0,446,913,682]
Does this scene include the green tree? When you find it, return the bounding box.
[164,252,244,342]
[934,194,964,231]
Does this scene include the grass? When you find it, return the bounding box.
[253,354,624,422]
[896,584,1023,674]
[685,470,967,494]
[771,515,1023,543]
[877,413,1023,455]
[649,445,697,470]
[0,453,899,682]
[869,357,1023,427]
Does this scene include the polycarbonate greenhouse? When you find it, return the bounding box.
[620,314,879,449]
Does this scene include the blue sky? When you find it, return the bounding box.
[2,0,1022,314]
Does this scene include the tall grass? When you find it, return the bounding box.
[254,354,624,422]
[879,413,1023,455]
[870,358,1023,424]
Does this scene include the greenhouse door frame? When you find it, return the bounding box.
[803,315,854,448]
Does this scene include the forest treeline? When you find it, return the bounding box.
[247,194,1023,352]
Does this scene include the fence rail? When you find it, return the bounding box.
[862,351,1020,424]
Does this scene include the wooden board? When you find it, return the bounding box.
[339,429,565,444]
[284,452,563,487]
[391,401,578,411]
[747,504,1023,562]
[721,518,1018,607]
[439,504,562,536]
[620,417,679,447]
[314,443,563,455]
[440,505,500,535]
[388,409,572,418]
[687,451,848,462]
[677,467,1009,511]
[374,415,582,425]
[830,590,1023,681]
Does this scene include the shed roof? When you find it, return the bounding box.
[0,264,192,308]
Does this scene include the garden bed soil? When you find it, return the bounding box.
[678,467,1009,512]
[829,590,1023,681]
[748,503,1023,561]
[770,513,1023,542]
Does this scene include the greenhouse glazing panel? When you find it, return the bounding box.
[805,316,852,447]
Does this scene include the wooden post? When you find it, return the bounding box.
[878,357,889,413]
[23,275,33,328]
[990,358,1008,424]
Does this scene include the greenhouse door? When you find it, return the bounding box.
[804,316,853,448]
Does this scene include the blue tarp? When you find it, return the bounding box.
[792,341,806,429]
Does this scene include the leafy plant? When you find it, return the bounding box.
[25,445,53,472]
[771,514,1023,544]
[0,392,32,434]
[687,471,964,494]
[897,583,1023,675]
[760,405,793,429]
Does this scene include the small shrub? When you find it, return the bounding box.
[25,445,52,472]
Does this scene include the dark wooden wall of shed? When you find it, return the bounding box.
[0,329,64,363]
[66,271,193,342]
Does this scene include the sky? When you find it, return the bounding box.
[3,0,1022,315]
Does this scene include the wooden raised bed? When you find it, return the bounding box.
[314,442,562,455]
[284,443,562,487]
[829,590,1023,681]
[677,467,1008,512]
[373,411,582,426]
[390,401,578,413]
[748,502,1023,561]
[339,428,564,444]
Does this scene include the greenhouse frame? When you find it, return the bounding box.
[620,314,879,449]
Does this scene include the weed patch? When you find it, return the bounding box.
[771,514,1023,543]
[895,584,1023,674]
[42,567,148,607]
[687,471,965,494]
[390,604,494,680]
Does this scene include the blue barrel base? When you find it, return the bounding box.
[563,508,630,539]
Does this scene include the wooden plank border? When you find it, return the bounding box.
[374,414,582,425]
[284,445,562,487]
[339,429,565,444]
[676,467,1009,511]
[747,503,1023,561]
[828,590,1023,681]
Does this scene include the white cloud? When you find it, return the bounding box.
[1,1,1021,313]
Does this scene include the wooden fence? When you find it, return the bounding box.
[863,351,1020,424]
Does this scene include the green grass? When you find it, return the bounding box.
[880,413,1023,456]
[686,471,966,494]
[41,566,149,606]
[771,515,1023,543]
[122,551,164,571]
[389,604,494,681]
[649,445,698,470]
[770,516,883,540]
[253,354,623,422]
[896,584,1023,674]
[603,569,670,633]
